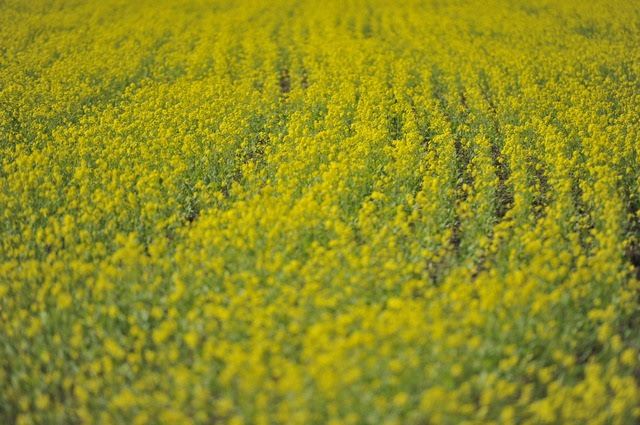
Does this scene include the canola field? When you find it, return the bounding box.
[2,0,640,424]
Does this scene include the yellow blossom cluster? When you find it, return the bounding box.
[2,0,640,423]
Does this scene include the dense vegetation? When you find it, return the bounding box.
[2,0,640,423]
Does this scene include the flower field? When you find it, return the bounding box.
[2,0,640,423]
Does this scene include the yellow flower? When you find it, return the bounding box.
[57,293,73,310]
[35,394,49,410]
[183,330,199,349]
